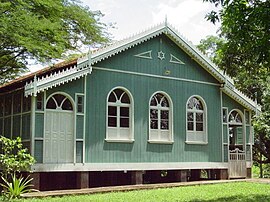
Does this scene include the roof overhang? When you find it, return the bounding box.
[24,56,92,97]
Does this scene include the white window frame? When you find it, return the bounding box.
[186,95,208,144]
[228,109,245,151]
[148,91,173,144]
[105,87,134,143]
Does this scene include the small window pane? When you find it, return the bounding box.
[150,97,157,106]
[53,94,65,106]
[155,93,163,103]
[229,111,242,123]
[36,93,44,110]
[245,111,250,124]
[108,92,116,102]
[4,96,12,115]
[23,96,31,112]
[108,106,117,116]
[187,97,203,110]
[161,120,169,130]
[187,112,193,121]
[161,110,169,119]
[161,97,169,107]
[196,100,203,110]
[108,117,117,127]
[196,123,204,131]
[13,93,22,114]
[78,96,83,104]
[62,99,73,110]
[77,105,83,113]
[235,114,242,123]
[150,120,158,129]
[196,113,203,122]
[121,93,130,104]
[223,108,227,123]
[77,95,84,113]
[150,109,158,119]
[188,122,193,130]
[120,107,129,117]
[114,89,124,100]
[46,98,57,109]
[120,118,129,127]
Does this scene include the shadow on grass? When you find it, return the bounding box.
[189,194,270,202]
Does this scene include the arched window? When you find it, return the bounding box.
[186,96,207,144]
[149,92,173,143]
[106,88,134,142]
[46,94,73,111]
[228,110,243,150]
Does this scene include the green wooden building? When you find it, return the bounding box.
[0,22,259,190]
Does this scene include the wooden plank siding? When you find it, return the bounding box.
[84,34,223,164]
[96,34,219,85]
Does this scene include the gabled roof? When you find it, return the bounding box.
[0,21,260,112]
[86,21,260,112]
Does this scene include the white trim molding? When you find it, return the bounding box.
[106,87,134,142]
[31,162,229,172]
[25,59,92,97]
[186,95,208,144]
[148,91,173,143]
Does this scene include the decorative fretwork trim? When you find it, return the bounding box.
[24,58,92,97]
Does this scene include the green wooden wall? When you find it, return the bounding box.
[97,34,219,85]
[83,34,223,163]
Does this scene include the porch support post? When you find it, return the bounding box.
[30,172,40,190]
[216,169,228,180]
[76,171,89,189]
[131,171,143,185]
[246,168,252,178]
[190,169,201,181]
[174,170,188,182]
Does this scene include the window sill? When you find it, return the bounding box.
[105,139,134,143]
[185,141,208,145]
[148,140,174,144]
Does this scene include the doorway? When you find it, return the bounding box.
[44,94,74,163]
[228,110,246,178]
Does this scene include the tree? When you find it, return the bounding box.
[202,0,270,176]
[0,0,109,84]
[197,35,226,68]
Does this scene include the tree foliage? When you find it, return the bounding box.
[0,0,109,84]
[197,35,226,67]
[0,136,35,178]
[202,0,270,172]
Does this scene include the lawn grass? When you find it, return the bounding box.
[9,182,270,202]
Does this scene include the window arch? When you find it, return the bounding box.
[228,110,244,150]
[186,96,207,144]
[228,110,242,124]
[149,92,173,143]
[106,87,134,142]
[46,93,73,111]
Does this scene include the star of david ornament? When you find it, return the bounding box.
[158,51,165,60]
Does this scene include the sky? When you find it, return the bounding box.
[82,0,220,44]
[30,0,220,72]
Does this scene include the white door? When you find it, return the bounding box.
[44,94,74,163]
[228,110,246,178]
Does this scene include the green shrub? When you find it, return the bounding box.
[1,174,35,200]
